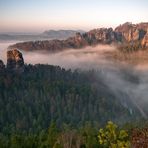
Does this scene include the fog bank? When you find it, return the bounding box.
[0,42,148,118]
[23,45,116,69]
[23,45,148,119]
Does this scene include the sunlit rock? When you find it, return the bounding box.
[7,49,24,72]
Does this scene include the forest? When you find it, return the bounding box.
[0,64,147,147]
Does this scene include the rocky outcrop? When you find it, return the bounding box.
[115,22,148,42]
[0,60,5,72]
[9,28,116,52]
[141,29,148,47]
[7,49,24,72]
[9,22,148,52]
[0,49,24,73]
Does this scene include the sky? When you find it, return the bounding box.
[0,0,148,33]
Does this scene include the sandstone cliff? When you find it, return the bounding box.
[9,28,117,52]
[141,29,148,47]
[115,22,148,42]
[9,22,148,52]
[7,49,24,72]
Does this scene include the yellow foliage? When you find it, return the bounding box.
[98,121,130,148]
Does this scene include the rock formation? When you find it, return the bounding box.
[7,49,24,72]
[141,29,148,47]
[86,28,115,44]
[115,22,148,42]
[9,22,148,52]
[0,60,5,72]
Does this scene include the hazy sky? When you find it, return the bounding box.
[0,0,148,32]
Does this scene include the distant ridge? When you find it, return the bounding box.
[0,30,85,41]
[9,22,148,52]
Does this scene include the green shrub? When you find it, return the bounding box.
[98,121,130,148]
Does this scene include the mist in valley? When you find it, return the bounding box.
[23,45,116,69]
[0,42,148,119]
[20,45,148,119]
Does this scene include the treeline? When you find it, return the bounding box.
[0,121,131,148]
[0,64,147,147]
[0,64,141,135]
[0,120,147,148]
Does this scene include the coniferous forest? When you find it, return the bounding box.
[0,64,148,147]
[1,0,148,147]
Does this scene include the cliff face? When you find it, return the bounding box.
[9,28,117,52]
[115,22,148,42]
[83,28,115,44]
[9,22,148,52]
[7,49,24,72]
[141,30,148,47]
